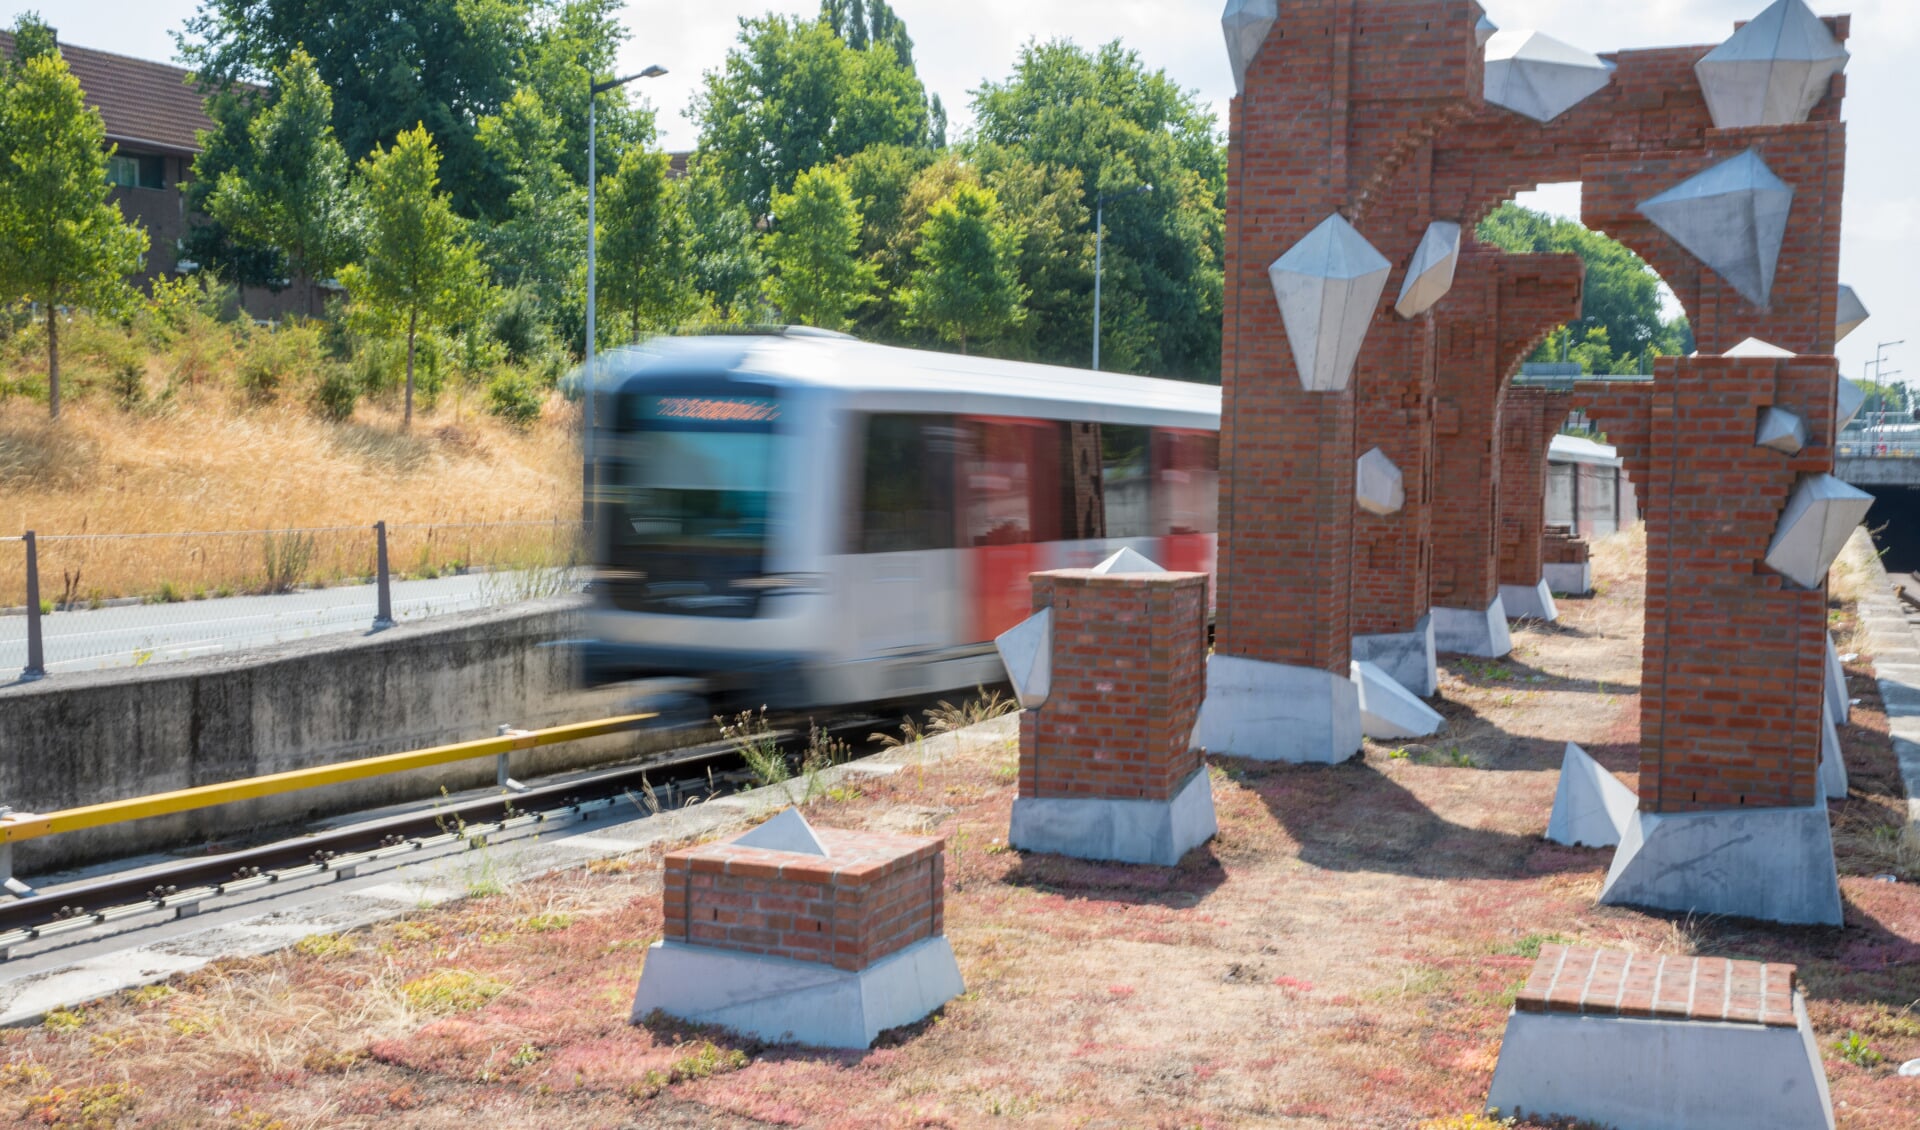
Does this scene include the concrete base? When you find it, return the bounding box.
[1601,798,1844,926]
[1825,633,1850,725]
[1821,703,1849,801]
[1009,767,1216,866]
[1433,595,1514,658]
[1544,560,1593,596]
[630,934,964,1049]
[1352,612,1439,697]
[1500,579,1559,623]
[1350,660,1443,739]
[1487,998,1835,1130]
[1545,742,1637,848]
[1191,655,1362,763]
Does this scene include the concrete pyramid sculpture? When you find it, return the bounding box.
[1837,376,1866,430]
[1545,743,1638,848]
[1821,700,1849,800]
[1090,547,1165,575]
[1350,660,1443,739]
[995,607,1054,709]
[1764,473,1874,588]
[1638,150,1794,307]
[1221,0,1278,96]
[1355,447,1406,516]
[1268,214,1391,392]
[1483,29,1615,123]
[735,807,828,855]
[1475,15,1498,49]
[1755,405,1809,454]
[1835,284,1869,344]
[1724,336,1795,357]
[1394,221,1462,318]
[1695,0,1848,129]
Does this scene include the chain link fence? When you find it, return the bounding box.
[2,520,583,682]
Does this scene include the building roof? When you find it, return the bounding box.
[0,32,213,155]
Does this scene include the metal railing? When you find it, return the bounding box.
[2,519,584,682]
[1837,438,1920,460]
[0,713,654,897]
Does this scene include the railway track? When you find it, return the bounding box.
[0,706,906,961]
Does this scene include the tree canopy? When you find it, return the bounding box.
[1476,202,1693,374]
[765,165,876,332]
[900,182,1026,354]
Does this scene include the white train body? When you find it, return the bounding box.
[582,332,1221,709]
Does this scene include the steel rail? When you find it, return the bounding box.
[0,714,656,846]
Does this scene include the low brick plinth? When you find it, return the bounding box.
[1517,944,1798,1028]
[1021,569,1209,802]
[661,826,943,972]
[1543,525,1590,565]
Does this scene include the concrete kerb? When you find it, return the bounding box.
[0,716,1016,1028]
[1839,527,1920,850]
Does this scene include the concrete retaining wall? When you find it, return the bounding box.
[0,597,684,873]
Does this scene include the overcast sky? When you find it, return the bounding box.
[16,0,1917,383]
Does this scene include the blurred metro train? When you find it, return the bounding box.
[581,329,1221,709]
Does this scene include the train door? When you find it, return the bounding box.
[1156,428,1220,588]
[842,414,962,657]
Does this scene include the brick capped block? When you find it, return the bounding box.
[631,810,963,1048]
[1489,945,1833,1129]
[1009,566,1218,865]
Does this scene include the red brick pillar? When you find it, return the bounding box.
[1498,386,1574,618]
[1011,567,1215,865]
[1428,249,1584,653]
[1581,356,1836,813]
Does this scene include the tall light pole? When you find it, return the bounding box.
[1091,183,1151,372]
[583,64,667,529]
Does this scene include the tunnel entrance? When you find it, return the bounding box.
[1864,486,1920,574]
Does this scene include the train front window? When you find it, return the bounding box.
[602,389,783,617]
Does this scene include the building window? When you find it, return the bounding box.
[106,153,166,190]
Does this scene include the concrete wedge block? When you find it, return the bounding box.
[1350,660,1442,740]
[1545,742,1638,848]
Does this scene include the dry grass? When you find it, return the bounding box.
[0,393,578,606]
[5,528,1918,1128]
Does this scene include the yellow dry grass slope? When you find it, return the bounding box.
[0,392,579,605]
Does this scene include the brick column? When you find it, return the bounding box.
[1582,357,1835,813]
[1428,250,1584,653]
[660,826,944,972]
[1010,567,1216,865]
[1498,386,1574,619]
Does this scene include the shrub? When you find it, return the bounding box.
[310,363,358,421]
[485,368,544,428]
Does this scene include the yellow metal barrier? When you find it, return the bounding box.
[0,714,656,845]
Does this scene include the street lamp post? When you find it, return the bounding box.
[1091,183,1152,372]
[582,64,667,530]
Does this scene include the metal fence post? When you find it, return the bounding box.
[373,521,394,630]
[22,530,45,681]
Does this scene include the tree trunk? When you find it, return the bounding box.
[46,305,59,421]
[404,309,417,430]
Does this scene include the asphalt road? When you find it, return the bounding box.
[0,573,572,680]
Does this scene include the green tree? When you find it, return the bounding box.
[979,151,1094,363]
[765,165,876,332]
[596,147,699,340]
[204,49,359,312]
[0,37,148,419]
[179,0,639,218]
[339,125,488,427]
[184,86,289,291]
[693,12,934,219]
[1477,202,1693,374]
[900,183,1025,354]
[970,40,1225,380]
[682,160,767,321]
[475,87,585,330]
